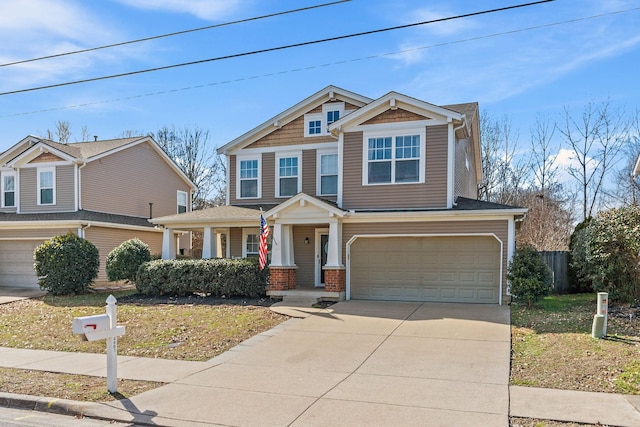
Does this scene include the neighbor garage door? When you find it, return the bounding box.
[349,236,501,303]
[0,240,43,288]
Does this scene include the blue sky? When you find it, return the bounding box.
[0,0,638,169]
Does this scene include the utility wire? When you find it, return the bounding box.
[7,1,632,120]
[4,5,636,118]
[0,0,351,68]
[0,0,554,97]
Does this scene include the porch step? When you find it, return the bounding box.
[268,289,345,318]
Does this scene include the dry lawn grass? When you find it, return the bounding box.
[0,290,287,402]
[510,418,601,427]
[511,294,640,394]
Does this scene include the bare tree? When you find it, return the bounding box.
[153,125,224,209]
[478,112,529,205]
[80,125,91,142]
[530,113,558,196]
[559,100,629,220]
[55,120,71,143]
[516,187,574,251]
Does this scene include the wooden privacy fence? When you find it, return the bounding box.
[539,251,569,294]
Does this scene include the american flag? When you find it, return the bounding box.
[259,213,269,270]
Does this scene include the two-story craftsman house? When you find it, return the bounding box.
[152,86,526,304]
[0,135,195,288]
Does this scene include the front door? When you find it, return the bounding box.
[315,228,329,287]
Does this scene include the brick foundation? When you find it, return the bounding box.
[323,267,346,292]
[268,267,297,291]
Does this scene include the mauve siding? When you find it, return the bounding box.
[363,108,426,125]
[302,150,316,195]
[84,227,162,281]
[262,153,277,203]
[342,125,448,210]
[343,219,510,301]
[20,165,75,213]
[292,224,316,286]
[229,155,237,202]
[81,142,191,218]
[229,227,242,258]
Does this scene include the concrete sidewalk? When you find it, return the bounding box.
[0,300,638,426]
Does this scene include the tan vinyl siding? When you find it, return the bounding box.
[262,152,276,203]
[343,219,510,301]
[81,142,191,218]
[0,228,75,239]
[19,165,76,213]
[292,224,316,286]
[229,155,237,202]
[247,116,334,149]
[342,125,448,210]
[302,150,316,195]
[363,108,427,125]
[84,226,162,281]
[29,152,64,163]
[454,138,479,200]
[229,227,242,258]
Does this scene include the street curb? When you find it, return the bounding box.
[0,391,91,417]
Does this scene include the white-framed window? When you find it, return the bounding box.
[237,156,260,199]
[363,129,425,185]
[276,153,301,198]
[37,167,55,205]
[317,152,338,196]
[242,228,271,259]
[177,190,188,214]
[304,102,345,137]
[1,171,16,208]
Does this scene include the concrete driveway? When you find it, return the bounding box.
[108,301,511,426]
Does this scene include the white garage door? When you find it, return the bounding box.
[350,236,501,304]
[0,240,43,288]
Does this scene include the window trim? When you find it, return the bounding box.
[37,166,56,205]
[236,155,261,200]
[304,112,323,137]
[361,128,426,186]
[304,102,345,137]
[275,152,302,198]
[1,171,16,208]
[316,150,338,196]
[242,228,260,258]
[177,190,188,214]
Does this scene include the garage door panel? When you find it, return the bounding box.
[0,240,43,288]
[350,236,500,304]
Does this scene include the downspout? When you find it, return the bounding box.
[77,160,87,211]
[79,223,91,239]
[451,117,468,207]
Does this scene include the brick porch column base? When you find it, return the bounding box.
[268,266,297,291]
[323,267,346,292]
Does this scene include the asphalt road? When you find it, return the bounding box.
[0,407,133,426]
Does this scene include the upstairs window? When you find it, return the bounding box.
[277,155,300,197]
[308,120,322,135]
[239,159,259,198]
[2,172,15,208]
[177,191,188,214]
[327,110,340,126]
[319,153,338,196]
[365,133,422,185]
[37,167,55,205]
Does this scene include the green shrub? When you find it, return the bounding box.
[106,238,151,282]
[508,245,552,307]
[34,232,99,295]
[568,217,594,293]
[135,257,269,298]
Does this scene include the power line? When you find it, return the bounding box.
[7,2,633,120]
[0,0,351,68]
[0,0,555,97]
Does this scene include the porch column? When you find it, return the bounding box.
[202,227,222,259]
[161,228,176,260]
[268,222,297,291]
[283,224,295,266]
[326,219,343,267]
[270,222,283,267]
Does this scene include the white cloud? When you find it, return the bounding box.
[114,0,245,20]
[551,148,597,185]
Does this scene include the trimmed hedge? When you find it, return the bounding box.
[135,258,269,298]
[106,238,151,282]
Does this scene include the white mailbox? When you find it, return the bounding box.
[72,314,125,341]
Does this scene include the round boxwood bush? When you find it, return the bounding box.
[106,238,151,282]
[507,245,552,307]
[34,232,99,295]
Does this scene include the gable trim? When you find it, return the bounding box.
[264,192,345,219]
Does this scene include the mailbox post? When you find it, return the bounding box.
[72,294,125,393]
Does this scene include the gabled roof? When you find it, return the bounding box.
[0,135,196,191]
[216,85,373,155]
[150,205,262,227]
[328,91,464,134]
[0,209,156,228]
[264,192,346,219]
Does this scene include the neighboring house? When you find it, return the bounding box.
[152,86,527,304]
[0,135,196,288]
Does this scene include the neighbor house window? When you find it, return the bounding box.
[1,172,15,208]
[177,191,188,213]
[37,167,55,205]
[238,158,259,198]
[319,153,338,196]
[364,132,424,185]
[277,155,300,197]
